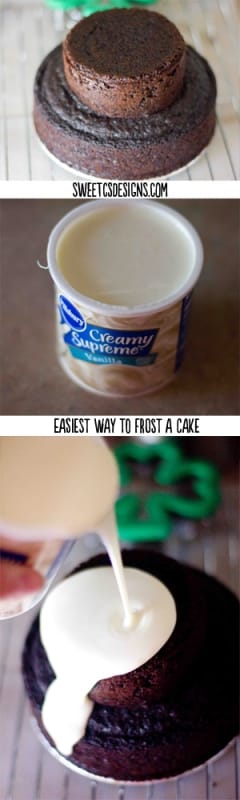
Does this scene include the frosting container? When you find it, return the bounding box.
[0,437,120,618]
[47,200,203,396]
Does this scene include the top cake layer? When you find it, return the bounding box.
[63,9,186,118]
[23,551,207,708]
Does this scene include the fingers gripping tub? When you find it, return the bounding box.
[47,201,203,396]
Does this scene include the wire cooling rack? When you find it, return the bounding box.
[0,0,239,181]
[0,478,239,800]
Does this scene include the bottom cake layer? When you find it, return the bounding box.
[22,551,239,781]
[34,46,216,179]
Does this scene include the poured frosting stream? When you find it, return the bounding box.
[0,437,176,753]
[40,508,176,756]
[40,559,176,755]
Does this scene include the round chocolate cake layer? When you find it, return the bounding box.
[22,551,239,781]
[63,10,186,117]
[23,551,207,707]
[34,44,216,179]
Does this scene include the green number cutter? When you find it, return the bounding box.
[114,441,221,542]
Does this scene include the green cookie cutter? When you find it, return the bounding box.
[114,441,221,542]
[44,0,155,13]
[82,0,131,14]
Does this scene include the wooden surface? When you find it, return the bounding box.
[1,199,239,415]
[0,0,239,180]
[0,476,239,800]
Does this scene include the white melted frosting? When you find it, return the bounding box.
[0,438,119,539]
[0,436,177,753]
[40,563,176,756]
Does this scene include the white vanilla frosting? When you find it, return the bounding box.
[0,436,177,752]
[0,438,119,539]
[56,204,195,307]
[40,565,176,755]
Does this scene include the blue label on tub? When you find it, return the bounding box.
[175,292,193,370]
[59,295,87,332]
[59,296,158,367]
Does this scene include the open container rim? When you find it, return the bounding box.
[47,200,204,318]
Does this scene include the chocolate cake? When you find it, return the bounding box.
[63,10,186,117]
[22,550,239,782]
[34,42,216,179]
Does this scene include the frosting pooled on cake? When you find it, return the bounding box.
[23,551,239,781]
[40,565,176,755]
[1,438,176,759]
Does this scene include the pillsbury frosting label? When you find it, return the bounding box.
[58,295,158,367]
[59,295,87,332]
